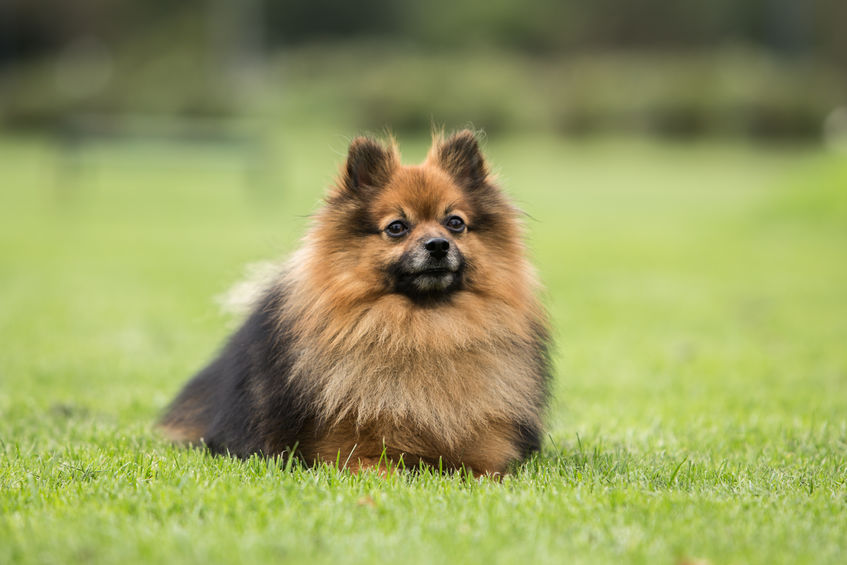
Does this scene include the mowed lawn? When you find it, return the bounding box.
[1,130,846,564]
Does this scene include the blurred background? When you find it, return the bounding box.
[1,1,846,433]
[1,0,846,141]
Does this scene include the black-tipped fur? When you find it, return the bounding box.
[344,137,397,193]
[437,131,488,190]
[159,286,312,459]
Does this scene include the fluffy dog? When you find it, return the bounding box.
[160,130,551,475]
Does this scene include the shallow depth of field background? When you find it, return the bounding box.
[1,2,846,564]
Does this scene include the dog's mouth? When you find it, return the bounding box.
[388,260,465,303]
[403,267,460,290]
[413,267,455,277]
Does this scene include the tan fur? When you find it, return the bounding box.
[272,136,548,475]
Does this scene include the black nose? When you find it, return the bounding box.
[424,237,450,259]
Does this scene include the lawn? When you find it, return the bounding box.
[1,129,845,564]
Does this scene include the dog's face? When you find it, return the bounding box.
[310,131,525,307]
[371,166,471,302]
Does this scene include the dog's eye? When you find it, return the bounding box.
[445,216,466,232]
[385,220,409,238]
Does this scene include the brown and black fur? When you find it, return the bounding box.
[160,130,552,475]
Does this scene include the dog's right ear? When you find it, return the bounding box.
[342,137,397,193]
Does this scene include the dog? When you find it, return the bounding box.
[160,130,551,475]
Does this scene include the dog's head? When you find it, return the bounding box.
[306,130,527,307]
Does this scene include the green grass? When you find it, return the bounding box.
[1,130,846,564]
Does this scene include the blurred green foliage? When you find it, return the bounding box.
[6,0,844,56]
[274,45,845,138]
[3,40,845,140]
[1,0,845,138]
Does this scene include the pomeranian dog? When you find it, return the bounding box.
[160,130,551,475]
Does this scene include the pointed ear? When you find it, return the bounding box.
[343,137,397,193]
[434,130,488,189]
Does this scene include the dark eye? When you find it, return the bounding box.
[385,220,409,238]
[445,216,466,232]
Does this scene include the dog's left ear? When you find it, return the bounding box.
[433,130,488,190]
